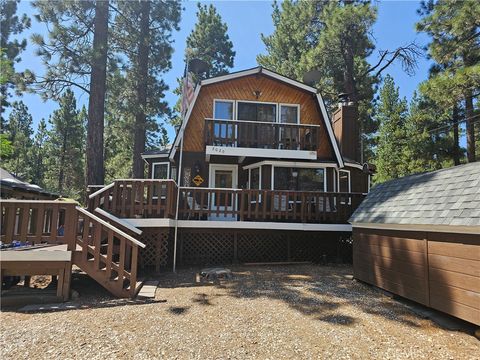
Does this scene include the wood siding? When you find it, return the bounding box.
[353,228,480,325]
[183,74,334,160]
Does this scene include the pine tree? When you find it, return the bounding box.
[0,0,31,122]
[104,71,133,181]
[30,118,49,186]
[258,0,421,162]
[171,3,235,126]
[3,101,33,179]
[44,90,85,200]
[374,75,409,183]
[186,3,235,78]
[111,0,180,178]
[32,0,109,185]
[417,0,480,162]
[404,91,455,174]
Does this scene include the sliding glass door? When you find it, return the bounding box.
[237,101,276,147]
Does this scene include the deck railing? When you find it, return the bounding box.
[179,187,365,224]
[0,200,145,298]
[88,179,177,219]
[205,118,319,151]
[0,200,77,250]
[87,180,365,223]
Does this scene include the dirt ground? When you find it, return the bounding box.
[1,264,478,359]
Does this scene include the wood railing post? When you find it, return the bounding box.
[130,245,138,297]
[64,204,77,251]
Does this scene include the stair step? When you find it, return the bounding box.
[137,280,158,299]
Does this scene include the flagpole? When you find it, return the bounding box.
[172,56,189,273]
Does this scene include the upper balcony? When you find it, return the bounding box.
[204,118,319,160]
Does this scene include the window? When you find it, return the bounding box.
[213,100,235,145]
[279,104,299,124]
[250,167,260,189]
[152,162,169,179]
[339,169,351,204]
[237,101,276,122]
[339,170,350,192]
[298,168,325,191]
[273,167,325,191]
[279,104,300,149]
[214,100,234,120]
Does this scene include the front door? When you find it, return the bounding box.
[209,164,238,221]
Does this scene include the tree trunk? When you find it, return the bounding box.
[452,105,460,166]
[132,0,150,179]
[465,90,476,162]
[86,0,108,186]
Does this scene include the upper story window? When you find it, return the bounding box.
[279,104,299,124]
[214,100,234,120]
[237,101,277,122]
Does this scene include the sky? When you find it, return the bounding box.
[12,0,432,142]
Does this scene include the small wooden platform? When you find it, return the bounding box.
[1,248,72,302]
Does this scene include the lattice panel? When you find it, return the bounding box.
[289,232,348,263]
[237,232,288,263]
[181,231,234,265]
[139,230,170,271]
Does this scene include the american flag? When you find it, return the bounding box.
[181,72,195,116]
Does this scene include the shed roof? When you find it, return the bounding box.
[1,168,57,198]
[349,162,480,228]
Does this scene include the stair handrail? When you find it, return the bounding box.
[88,182,114,199]
[94,207,143,236]
[76,206,146,248]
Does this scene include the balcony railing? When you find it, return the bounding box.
[205,118,319,151]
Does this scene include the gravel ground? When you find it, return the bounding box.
[1,264,478,359]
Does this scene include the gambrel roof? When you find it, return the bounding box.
[350,162,480,232]
[170,66,344,167]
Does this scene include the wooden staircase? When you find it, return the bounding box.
[73,207,145,298]
[1,200,146,298]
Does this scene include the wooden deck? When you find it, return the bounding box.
[1,200,146,299]
[88,179,365,224]
[1,245,72,304]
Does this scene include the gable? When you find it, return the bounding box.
[170,67,343,166]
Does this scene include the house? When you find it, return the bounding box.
[350,162,480,326]
[128,66,370,267]
[0,67,371,300]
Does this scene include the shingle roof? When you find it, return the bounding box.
[349,162,480,227]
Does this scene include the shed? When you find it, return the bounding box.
[1,168,57,200]
[349,162,480,326]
